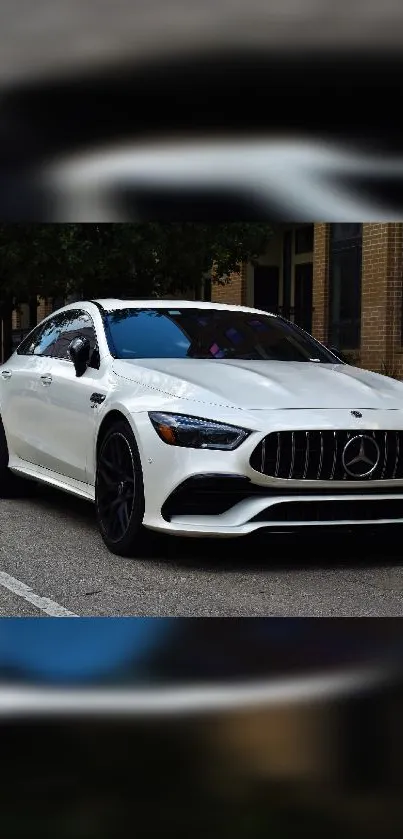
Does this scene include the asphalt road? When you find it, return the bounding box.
[1,484,403,616]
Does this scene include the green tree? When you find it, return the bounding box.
[0,223,273,303]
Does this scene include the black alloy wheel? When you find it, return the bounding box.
[95,421,147,557]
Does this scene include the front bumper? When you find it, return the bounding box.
[159,475,403,536]
[134,407,403,537]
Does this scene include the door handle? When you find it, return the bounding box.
[40,374,52,386]
[1,370,12,379]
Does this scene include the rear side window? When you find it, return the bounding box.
[34,318,63,356]
[16,327,38,355]
[16,321,55,356]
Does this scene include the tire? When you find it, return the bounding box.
[95,420,149,557]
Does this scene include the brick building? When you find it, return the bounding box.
[5,223,403,376]
[212,223,403,378]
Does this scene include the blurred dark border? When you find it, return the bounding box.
[1,50,403,170]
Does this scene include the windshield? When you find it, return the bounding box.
[104,308,338,363]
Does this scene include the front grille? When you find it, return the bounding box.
[250,430,403,481]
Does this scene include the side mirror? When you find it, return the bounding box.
[68,335,91,377]
[327,345,349,364]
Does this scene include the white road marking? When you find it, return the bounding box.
[0,569,78,617]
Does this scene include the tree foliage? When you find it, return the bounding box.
[0,223,274,304]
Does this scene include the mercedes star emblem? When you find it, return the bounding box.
[342,434,381,478]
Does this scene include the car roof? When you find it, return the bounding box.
[91,298,276,316]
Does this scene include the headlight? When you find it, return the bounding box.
[148,412,250,450]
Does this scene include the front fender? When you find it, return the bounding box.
[89,400,146,484]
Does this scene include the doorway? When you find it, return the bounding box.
[253,265,280,314]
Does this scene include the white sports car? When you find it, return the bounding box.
[1,298,403,557]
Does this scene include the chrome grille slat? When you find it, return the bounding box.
[330,431,337,480]
[368,430,375,480]
[274,432,281,477]
[393,431,400,479]
[251,429,403,482]
[289,431,296,479]
[317,432,324,479]
[302,432,310,479]
[260,437,267,474]
[381,431,388,479]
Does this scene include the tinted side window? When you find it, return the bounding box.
[34,317,64,356]
[16,311,98,360]
[52,311,99,368]
[16,324,46,356]
[16,311,99,365]
[17,317,63,357]
[51,311,98,364]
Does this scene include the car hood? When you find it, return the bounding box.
[112,358,403,410]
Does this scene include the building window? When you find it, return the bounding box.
[294,263,313,334]
[253,266,280,313]
[329,223,362,350]
[203,276,212,302]
[331,223,362,242]
[282,230,293,320]
[295,224,314,255]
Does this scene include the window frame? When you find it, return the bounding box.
[294,224,314,256]
[16,309,100,368]
[328,223,362,351]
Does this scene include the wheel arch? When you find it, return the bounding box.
[91,406,146,488]
[96,409,133,457]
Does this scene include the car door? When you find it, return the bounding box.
[37,310,107,484]
[0,317,61,466]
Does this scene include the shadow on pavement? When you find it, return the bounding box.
[19,482,403,574]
